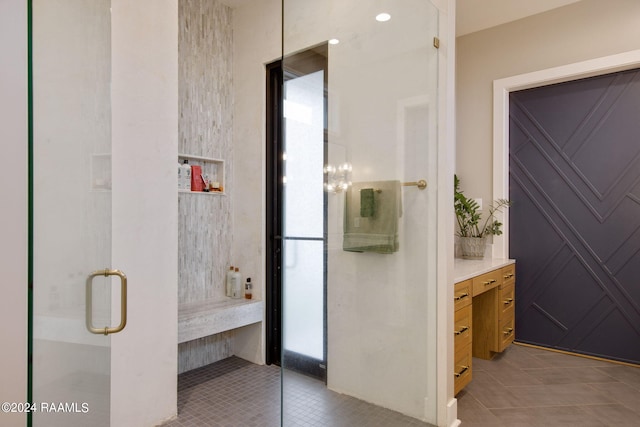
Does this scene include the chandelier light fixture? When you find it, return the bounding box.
[324,162,352,193]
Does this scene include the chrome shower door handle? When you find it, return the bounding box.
[86,269,128,335]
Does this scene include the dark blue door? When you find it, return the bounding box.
[509,68,640,365]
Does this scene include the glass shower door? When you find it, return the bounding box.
[282,0,440,424]
[31,1,114,425]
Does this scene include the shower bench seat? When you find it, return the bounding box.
[178,298,264,344]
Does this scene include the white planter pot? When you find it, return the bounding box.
[460,236,486,259]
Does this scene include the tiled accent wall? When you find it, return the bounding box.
[178,0,234,371]
[178,332,233,374]
[178,195,233,304]
[178,0,233,305]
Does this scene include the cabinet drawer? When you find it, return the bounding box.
[498,312,515,352]
[472,269,502,296]
[499,283,515,320]
[502,264,515,286]
[454,304,472,350]
[454,343,472,395]
[454,280,472,311]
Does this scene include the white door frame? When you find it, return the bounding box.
[492,49,640,259]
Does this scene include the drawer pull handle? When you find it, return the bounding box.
[503,327,514,336]
[454,326,469,336]
[503,273,514,279]
[454,292,469,301]
[483,279,497,286]
[503,298,513,305]
[454,366,469,378]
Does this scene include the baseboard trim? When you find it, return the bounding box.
[446,397,460,427]
[514,341,639,368]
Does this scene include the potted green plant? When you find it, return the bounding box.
[454,175,511,259]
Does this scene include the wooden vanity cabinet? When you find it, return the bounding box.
[454,279,472,312]
[454,342,472,396]
[453,280,472,395]
[471,268,502,297]
[498,265,516,351]
[453,261,516,395]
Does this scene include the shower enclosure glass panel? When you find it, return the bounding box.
[31,1,112,425]
[282,0,440,424]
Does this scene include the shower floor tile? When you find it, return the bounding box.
[160,357,433,427]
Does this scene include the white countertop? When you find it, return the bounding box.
[454,258,515,283]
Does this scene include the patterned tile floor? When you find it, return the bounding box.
[160,357,432,427]
[161,344,640,426]
[456,343,640,426]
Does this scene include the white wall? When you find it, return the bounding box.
[456,0,640,221]
[231,0,281,363]
[110,1,179,425]
[0,1,28,426]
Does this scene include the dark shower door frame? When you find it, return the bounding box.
[266,44,329,381]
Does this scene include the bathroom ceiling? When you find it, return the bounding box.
[456,0,582,36]
[220,0,583,37]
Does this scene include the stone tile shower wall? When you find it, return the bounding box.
[178,0,234,372]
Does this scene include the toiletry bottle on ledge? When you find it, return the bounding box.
[244,278,252,299]
[181,160,191,190]
[225,266,234,297]
[231,267,242,299]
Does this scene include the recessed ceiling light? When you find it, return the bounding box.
[376,13,391,22]
[329,38,340,45]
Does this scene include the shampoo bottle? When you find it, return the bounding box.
[181,160,192,191]
[232,267,242,299]
[225,266,234,297]
[244,278,252,300]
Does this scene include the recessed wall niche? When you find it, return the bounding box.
[177,0,234,373]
